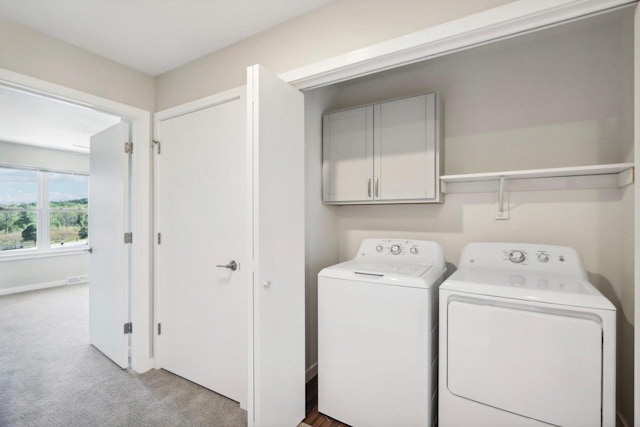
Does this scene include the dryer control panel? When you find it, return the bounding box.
[458,243,587,278]
[355,239,445,269]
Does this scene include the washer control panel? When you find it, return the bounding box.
[502,248,556,266]
[459,243,586,278]
[356,239,444,267]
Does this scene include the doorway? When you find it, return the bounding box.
[0,68,153,372]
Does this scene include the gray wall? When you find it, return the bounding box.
[0,141,90,292]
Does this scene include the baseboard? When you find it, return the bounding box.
[0,280,68,296]
[306,362,318,382]
[617,411,630,427]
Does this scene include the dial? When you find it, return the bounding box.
[410,247,418,254]
[537,252,549,263]
[508,250,526,264]
[390,244,401,255]
[376,245,383,252]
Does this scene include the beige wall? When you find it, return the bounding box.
[305,10,635,424]
[0,16,154,111]
[155,0,515,110]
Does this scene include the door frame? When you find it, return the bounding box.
[153,86,246,402]
[0,67,153,373]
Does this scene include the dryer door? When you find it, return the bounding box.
[447,300,602,427]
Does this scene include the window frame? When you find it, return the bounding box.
[0,165,89,260]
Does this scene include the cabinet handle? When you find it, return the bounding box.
[368,178,372,198]
[375,177,379,198]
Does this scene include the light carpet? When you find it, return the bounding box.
[0,283,247,427]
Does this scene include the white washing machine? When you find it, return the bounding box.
[318,239,446,427]
[439,243,616,427]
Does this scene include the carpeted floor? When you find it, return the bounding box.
[0,283,247,427]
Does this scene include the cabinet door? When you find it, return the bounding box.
[374,94,437,201]
[323,106,374,202]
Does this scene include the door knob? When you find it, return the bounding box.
[216,260,238,271]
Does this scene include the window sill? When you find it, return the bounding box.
[0,247,89,262]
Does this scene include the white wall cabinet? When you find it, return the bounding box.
[322,93,442,204]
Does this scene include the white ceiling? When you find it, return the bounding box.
[0,86,121,152]
[0,0,334,75]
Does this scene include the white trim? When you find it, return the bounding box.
[155,86,244,122]
[280,0,637,91]
[0,67,153,374]
[305,362,318,382]
[0,247,88,262]
[0,279,67,296]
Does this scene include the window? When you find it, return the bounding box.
[0,166,89,255]
[49,172,89,248]
[0,168,38,251]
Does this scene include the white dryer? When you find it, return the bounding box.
[439,243,616,427]
[318,239,446,427]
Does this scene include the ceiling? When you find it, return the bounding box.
[0,0,334,75]
[0,1,333,152]
[0,86,121,152]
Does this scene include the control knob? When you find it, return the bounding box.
[537,253,549,263]
[508,250,526,264]
[390,244,401,255]
[410,247,418,254]
[376,245,384,253]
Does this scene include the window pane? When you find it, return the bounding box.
[50,211,88,248]
[49,173,88,210]
[0,210,37,251]
[0,168,37,209]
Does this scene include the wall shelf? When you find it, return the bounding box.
[440,163,635,220]
[440,163,635,193]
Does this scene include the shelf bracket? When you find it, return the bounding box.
[496,176,509,220]
[618,167,634,188]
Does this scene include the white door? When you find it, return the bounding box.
[156,95,247,404]
[247,64,305,427]
[89,121,130,369]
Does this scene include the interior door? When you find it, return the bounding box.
[247,65,305,427]
[156,95,247,405]
[89,121,130,369]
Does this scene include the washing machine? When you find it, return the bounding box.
[318,239,446,427]
[439,243,616,427]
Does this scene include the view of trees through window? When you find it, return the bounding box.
[49,172,89,248]
[0,167,88,252]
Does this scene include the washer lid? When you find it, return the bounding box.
[442,269,615,310]
[319,260,438,288]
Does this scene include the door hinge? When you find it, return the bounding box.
[124,142,133,154]
[157,233,161,245]
[157,323,162,335]
[124,322,133,334]
[153,139,161,154]
[124,232,133,244]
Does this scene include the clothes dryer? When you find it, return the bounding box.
[439,243,616,427]
[318,239,446,427]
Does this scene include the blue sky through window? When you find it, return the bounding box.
[49,173,88,203]
[0,168,37,207]
[0,168,88,207]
